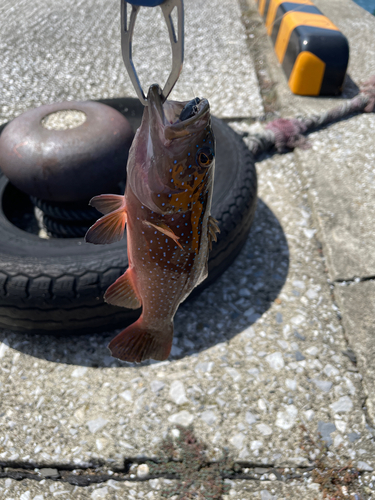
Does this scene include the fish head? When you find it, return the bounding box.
[127,84,215,214]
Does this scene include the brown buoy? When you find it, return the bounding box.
[0,100,134,202]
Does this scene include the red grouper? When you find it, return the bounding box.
[85,84,219,363]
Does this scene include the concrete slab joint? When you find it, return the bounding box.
[0,0,375,499]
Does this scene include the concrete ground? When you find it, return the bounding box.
[1,0,375,499]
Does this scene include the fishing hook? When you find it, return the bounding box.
[121,0,184,106]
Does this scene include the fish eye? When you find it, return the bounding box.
[196,147,214,168]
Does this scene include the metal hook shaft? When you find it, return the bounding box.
[121,0,184,106]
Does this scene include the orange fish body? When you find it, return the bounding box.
[86,85,218,363]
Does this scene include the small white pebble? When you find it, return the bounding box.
[137,463,150,479]
[171,429,180,438]
[286,378,297,391]
[169,381,188,405]
[304,409,315,421]
[306,346,319,356]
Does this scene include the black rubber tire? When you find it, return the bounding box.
[0,101,257,334]
[31,197,102,222]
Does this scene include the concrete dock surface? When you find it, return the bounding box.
[0,0,375,498]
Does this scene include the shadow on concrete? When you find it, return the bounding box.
[0,198,289,367]
[341,73,360,99]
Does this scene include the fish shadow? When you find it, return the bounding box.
[0,198,289,367]
[171,197,289,358]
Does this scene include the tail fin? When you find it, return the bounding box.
[108,318,173,363]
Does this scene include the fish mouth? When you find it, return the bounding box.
[147,84,210,141]
[147,84,165,124]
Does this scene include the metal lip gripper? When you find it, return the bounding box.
[121,0,184,106]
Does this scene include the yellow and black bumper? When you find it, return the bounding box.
[256,0,349,96]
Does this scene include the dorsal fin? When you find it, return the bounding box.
[208,216,220,250]
[89,194,125,214]
[104,269,141,309]
[143,220,183,249]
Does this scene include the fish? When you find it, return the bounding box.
[85,84,219,363]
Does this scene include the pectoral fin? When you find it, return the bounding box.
[104,269,141,309]
[85,206,127,245]
[208,216,220,250]
[89,194,125,214]
[143,220,182,249]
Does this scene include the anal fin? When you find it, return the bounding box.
[143,220,182,249]
[104,269,141,309]
[89,194,125,215]
[85,206,127,245]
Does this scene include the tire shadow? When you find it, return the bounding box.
[0,198,289,366]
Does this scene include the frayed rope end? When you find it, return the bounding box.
[263,74,375,153]
[360,75,375,113]
[265,118,310,152]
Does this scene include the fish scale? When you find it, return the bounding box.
[128,193,198,321]
[85,84,218,363]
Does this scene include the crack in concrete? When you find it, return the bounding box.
[311,232,375,435]
[332,275,375,286]
[361,395,375,438]
[220,116,259,123]
[237,0,279,117]
[0,461,319,487]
